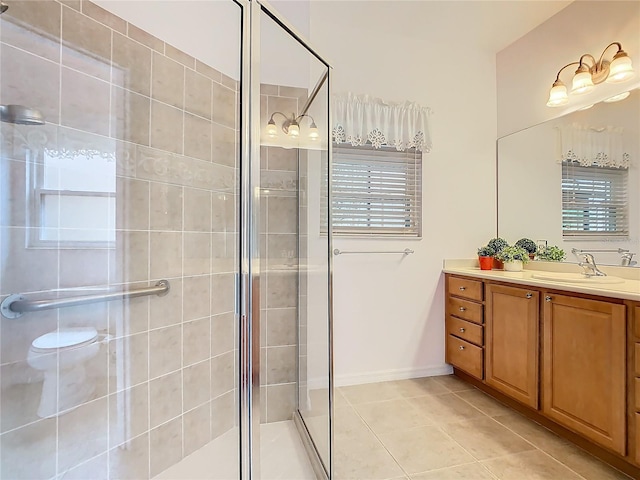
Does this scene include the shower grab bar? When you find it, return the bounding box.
[333,248,414,256]
[0,280,170,319]
[571,248,629,254]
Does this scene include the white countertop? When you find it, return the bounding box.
[443,259,640,302]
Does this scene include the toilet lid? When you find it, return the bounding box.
[32,327,98,351]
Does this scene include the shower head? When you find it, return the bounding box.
[0,104,45,125]
[0,3,8,14]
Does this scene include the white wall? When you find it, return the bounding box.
[497,0,640,137]
[309,1,500,385]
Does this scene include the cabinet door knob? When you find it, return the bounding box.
[459,306,466,312]
[459,345,465,351]
[526,293,533,299]
[459,327,466,333]
[459,286,466,291]
[545,296,552,302]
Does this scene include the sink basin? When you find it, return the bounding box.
[531,272,625,284]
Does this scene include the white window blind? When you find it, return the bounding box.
[562,161,628,237]
[327,146,422,236]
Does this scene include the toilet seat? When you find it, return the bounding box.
[31,327,99,353]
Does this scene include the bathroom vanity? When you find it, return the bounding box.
[443,260,640,477]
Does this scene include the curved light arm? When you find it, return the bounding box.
[597,42,623,66]
[553,61,581,82]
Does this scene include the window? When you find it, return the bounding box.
[327,145,422,236]
[561,161,628,237]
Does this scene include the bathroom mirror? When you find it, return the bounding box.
[497,87,640,266]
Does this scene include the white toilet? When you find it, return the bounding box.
[27,327,101,418]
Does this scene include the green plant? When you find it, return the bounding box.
[487,237,509,254]
[515,238,537,254]
[477,246,495,257]
[537,245,566,262]
[495,245,529,263]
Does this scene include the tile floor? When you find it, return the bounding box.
[334,374,632,480]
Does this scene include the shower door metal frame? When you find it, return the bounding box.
[238,1,334,478]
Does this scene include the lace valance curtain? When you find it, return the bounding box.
[556,123,630,169]
[332,93,432,152]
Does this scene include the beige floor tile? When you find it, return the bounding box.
[431,375,476,392]
[546,443,632,480]
[481,450,583,480]
[354,398,431,435]
[441,417,535,460]
[408,393,485,426]
[493,413,570,453]
[386,377,452,397]
[334,406,372,438]
[339,382,404,405]
[334,428,405,480]
[378,425,475,474]
[455,389,514,417]
[410,462,497,480]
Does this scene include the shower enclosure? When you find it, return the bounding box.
[0,1,332,479]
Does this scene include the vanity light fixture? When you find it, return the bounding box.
[266,111,319,140]
[603,91,631,103]
[546,42,635,107]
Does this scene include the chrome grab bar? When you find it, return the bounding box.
[333,248,414,256]
[571,248,629,253]
[1,280,170,319]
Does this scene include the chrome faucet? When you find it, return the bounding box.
[572,249,607,277]
[621,252,636,266]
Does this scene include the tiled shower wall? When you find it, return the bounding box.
[0,1,238,478]
[259,84,308,422]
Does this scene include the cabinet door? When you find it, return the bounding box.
[543,293,626,455]
[485,284,539,408]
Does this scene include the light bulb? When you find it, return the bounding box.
[266,120,277,138]
[546,80,569,107]
[308,122,319,140]
[603,91,630,103]
[571,70,595,95]
[606,53,634,83]
[288,122,300,137]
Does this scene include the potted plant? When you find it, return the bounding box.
[496,245,529,272]
[515,238,537,260]
[477,246,495,270]
[537,245,566,262]
[487,237,509,269]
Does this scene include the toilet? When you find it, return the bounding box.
[27,327,102,418]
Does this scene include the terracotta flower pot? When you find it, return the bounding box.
[478,256,493,270]
[492,257,504,270]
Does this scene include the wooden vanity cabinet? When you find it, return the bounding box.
[485,283,539,409]
[542,293,626,455]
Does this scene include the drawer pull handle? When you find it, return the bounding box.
[459,306,466,312]
[459,345,465,351]
[459,327,465,333]
[459,286,466,291]
[526,293,533,299]
[545,296,552,302]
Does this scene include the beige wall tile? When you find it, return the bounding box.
[266,346,296,384]
[267,96,297,121]
[82,1,127,33]
[108,383,149,448]
[211,312,235,357]
[116,140,137,178]
[150,101,183,154]
[0,418,57,479]
[0,158,26,227]
[0,45,60,124]
[111,86,151,146]
[220,72,237,91]
[183,317,211,366]
[211,122,236,168]
[114,231,149,283]
[184,187,212,232]
[0,360,47,433]
[116,177,150,230]
[165,43,195,69]
[149,278,183,329]
[212,82,236,128]
[59,248,109,288]
[185,68,212,119]
[183,360,211,411]
[61,67,110,136]
[109,432,150,480]
[183,402,211,456]
[266,234,297,270]
[127,23,164,53]
[60,452,107,480]
[267,308,296,347]
[108,295,149,337]
[61,6,111,81]
[211,232,236,273]
[183,275,211,322]
[278,86,307,99]
[196,60,222,83]
[0,1,61,62]
[211,193,235,233]
[149,325,182,379]
[149,371,182,428]
[261,84,279,96]
[112,32,152,96]
[60,1,81,11]
[211,390,235,439]
[149,417,183,477]
[266,383,296,422]
[151,52,184,109]
[184,233,211,276]
[211,273,235,315]
[150,183,183,231]
[108,332,149,392]
[268,146,298,171]
[184,113,212,162]
[266,271,297,309]
[211,351,234,398]
[267,196,297,234]
[58,397,109,472]
[149,232,182,279]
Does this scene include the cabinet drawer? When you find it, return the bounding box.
[446,335,483,379]
[446,316,483,346]
[448,276,483,302]
[447,296,483,324]
[636,378,640,411]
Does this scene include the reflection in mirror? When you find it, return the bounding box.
[498,88,640,266]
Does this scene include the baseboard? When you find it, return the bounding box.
[334,364,453,387]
